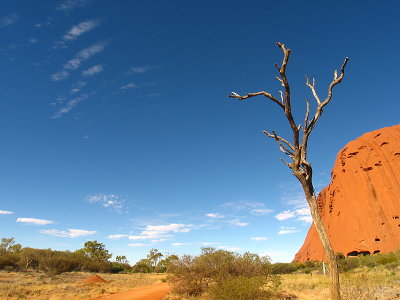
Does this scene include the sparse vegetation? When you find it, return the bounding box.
[167,247,281,299]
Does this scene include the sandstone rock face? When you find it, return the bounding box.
[294,125,400,262]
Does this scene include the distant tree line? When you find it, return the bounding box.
[0,237,177,275]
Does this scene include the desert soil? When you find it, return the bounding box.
[94,282,170,300]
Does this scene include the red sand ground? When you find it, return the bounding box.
[82,275,108,284]
[94,282,170,300]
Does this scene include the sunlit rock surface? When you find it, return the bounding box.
[294,125,400,262]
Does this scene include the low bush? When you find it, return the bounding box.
[168,248,280,299]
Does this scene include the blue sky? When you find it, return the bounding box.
[0,0,399,263]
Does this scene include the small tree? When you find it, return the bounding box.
[147,248,163,269]
[229,42,348,300]
[115,255,128,264]
[82,240,112,262]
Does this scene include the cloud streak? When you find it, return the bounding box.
[86,193,124,212]
[63,20,99,41]
[0,13,19,29]
[16,218,54,225]
[82,64,103,77]
[0,210,14,215]
[129,223,191,240]
[41,228,96,238]
[51,42,106,81]
[278,227,299,235]
[57,0,92,12]
[52,93,89,118]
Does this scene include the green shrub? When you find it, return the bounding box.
[168,248,279,298]
[208,275,273,300]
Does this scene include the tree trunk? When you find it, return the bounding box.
[300,179,341,300]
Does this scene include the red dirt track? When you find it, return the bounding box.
[94,282,170,300]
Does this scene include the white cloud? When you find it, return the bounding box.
[0,13,19,28]
[275,210,296,221]
[86,194,124,212]
[82,64,103,77]
[297,215,313,223]
[119,83,138,90]
[218,246,242,252]
[28,38,39,44]
[52,93,88,118]
[200,242,219,246]
[70,81,87,94]
[63,20,99,41]
[129,223,191,240]
[171,243,188,246]
[0,210,14,215]
[206,213,224,219]
[231,220,249,227]
[51,70,70,81]
[41,228,96,238]
[251,237,268,241]
[107,234,128,239]
[274,206,312,223]
[251,208,273,215]
[57,0,92,12]
[16,218,54,225]
[278,227,299,235]
[128,243,147,247]
[51,42,106,81]
[126,65,156,74]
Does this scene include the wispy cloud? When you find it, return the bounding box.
[251,237,268,241]
[200,242,220,246]
[41,228,96,238]
[275,206,312,223]
[278,226,299,235]
[16,217,54,225]
[28,38,39,44]
[129,223,191,241]
[275,210,296,221]
[230,220,249,227]
[0,13,19,29]
[223,201,272,216]
[250,208,273,215]
[57,0,92,12]
[51,42,106,81]
[128,243,147,247]
[206,213,224,219]
[218,246,242,252]
[126,65,157,75]
[69,81,87,94]
[171,242,189,246]
[63,20,99,41]
[119,83,138,90]
[107,234,129,239]
[0,210,14,215]
[82,64,103,77]
[86,194,125,213]
[52,93,89,118]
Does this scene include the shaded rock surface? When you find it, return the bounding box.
[294,125,400,262]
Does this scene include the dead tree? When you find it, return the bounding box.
[229,42,348,300]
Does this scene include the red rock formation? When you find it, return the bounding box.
[294,125,400,262]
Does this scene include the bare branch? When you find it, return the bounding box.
[305,76,321,105]
[303,99,310,131]
[263,130,295,151]
[320,57,349,108]
[278,91,284,103]
[229,91,284,109]
[280,158,292,169]
[275,77,284,86]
